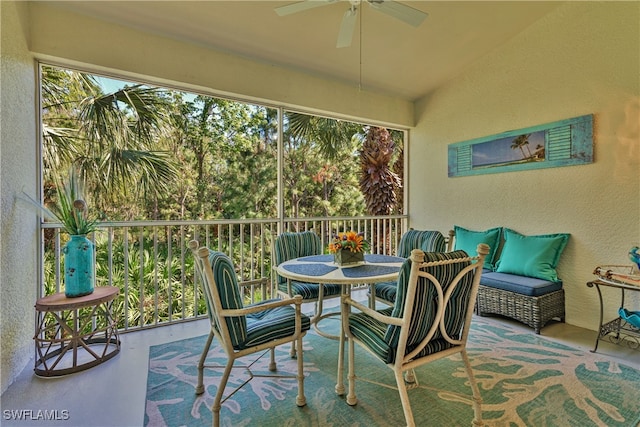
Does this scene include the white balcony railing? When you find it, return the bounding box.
[40,215,408,333]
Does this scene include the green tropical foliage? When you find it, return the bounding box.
[40,64,405,329]
[41,67,179,220]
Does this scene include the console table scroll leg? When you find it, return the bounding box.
[590,283,604,353]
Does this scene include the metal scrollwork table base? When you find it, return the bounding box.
[587,280,640,353]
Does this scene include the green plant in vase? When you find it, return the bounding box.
[23,168,99,297]
[48,170,99,236]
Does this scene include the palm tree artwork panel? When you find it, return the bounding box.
[472,131,546,169]
[447,114,593,177]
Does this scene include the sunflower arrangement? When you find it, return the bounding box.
[328,231,370,254]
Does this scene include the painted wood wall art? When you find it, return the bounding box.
[448,114,593,177]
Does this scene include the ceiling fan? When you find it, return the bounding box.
[275,0,428,48]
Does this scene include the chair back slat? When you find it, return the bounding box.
[191,243,248,349]
[397,229,446,258]
[274,231,322,285]
[207,251,247,347]
[190,241,214,320]
[384,246,488,363]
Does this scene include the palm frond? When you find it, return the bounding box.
[91,149,178,199]
[78,84,170,150]
[285,112,361,160]
[42,124,80,169]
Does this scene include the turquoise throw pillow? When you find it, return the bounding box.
[453,226,502,270]
[495,228,569,282]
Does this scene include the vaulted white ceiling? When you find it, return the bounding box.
[48,1,562,101]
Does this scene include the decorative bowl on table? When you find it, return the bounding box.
[618,307,640,329]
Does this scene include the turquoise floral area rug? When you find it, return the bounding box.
[144,317,640,427]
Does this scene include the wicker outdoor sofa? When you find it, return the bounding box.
[476,273,566,334]
[451,226,569,334]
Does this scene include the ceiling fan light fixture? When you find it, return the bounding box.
[275,0,427,49]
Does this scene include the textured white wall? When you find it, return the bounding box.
[411,2,640,331]
[0,1,38,393]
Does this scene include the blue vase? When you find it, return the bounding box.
[63,235,95,297]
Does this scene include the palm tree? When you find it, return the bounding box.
[359,127,402,253]
[284,112,402,251]
[41,66,178,217]
[284,113,402,216]
[511,133,533,159]
[285,112,360,160]
[392,144,404,213]
[359,127,401,216]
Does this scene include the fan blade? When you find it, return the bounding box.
[367,0,427,27]
[275,0,337,17]
[336,6,358,48]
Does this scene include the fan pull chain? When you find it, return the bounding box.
[358,2,363,92]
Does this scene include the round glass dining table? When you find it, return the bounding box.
[276,253,404,284]
[276,253,405,395]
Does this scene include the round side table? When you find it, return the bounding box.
[34,286,121,377]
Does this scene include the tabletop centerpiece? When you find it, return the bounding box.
[328,231,370,265]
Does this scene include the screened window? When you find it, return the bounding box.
[40,64,405,222]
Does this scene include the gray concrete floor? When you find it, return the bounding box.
[1,293,638,427]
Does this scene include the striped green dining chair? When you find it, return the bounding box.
[189,240,311,427]
[372,229,449,306]
[341,244,489,427]
[273,230,342,354]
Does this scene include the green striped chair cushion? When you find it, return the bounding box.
[348,307,395,362]
[274,231,323,287]
[244,300,311,348]
[397,230,446,258]
[350,250,473,363]
[274,231,341,299]
[372,281,398,303]
[373,230,447,304]
[277,281,343,299]
[208,250,247,348]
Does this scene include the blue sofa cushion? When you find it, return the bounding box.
[480,271,562,297]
